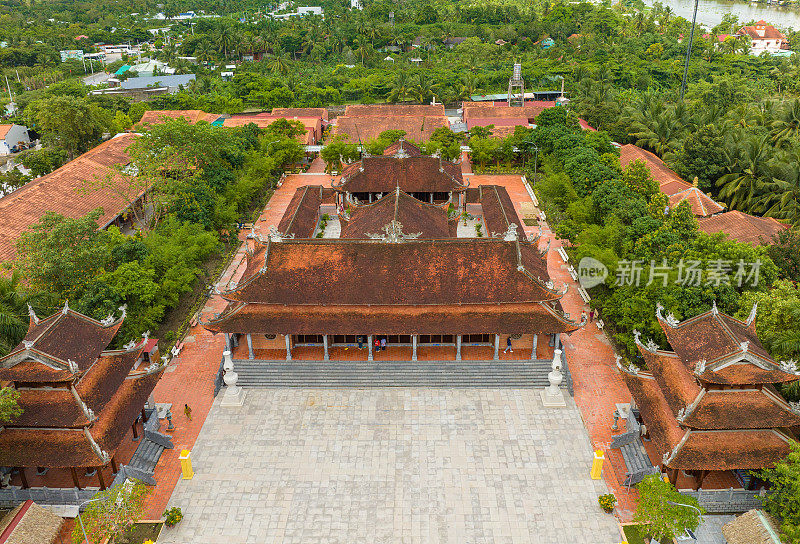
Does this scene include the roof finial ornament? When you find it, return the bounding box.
[502,223,518,241]
[118,304,127,320]
[711,300,719,316]
[633,329,642,345]
[101,314,115,326]
[141,330,150,344]
[268,225,294,242]
[676,407,686,423]
[124,340,137,351]
[366,220,421,243]
[22,340,34,350]
[740,340,749,353]
[645,338,660,352]
[614,354,622,369]
[779,360,799,375]
[68,359,79,373]
[790,401,800,415]
[657,303,680,327]
[746,301,758,326]
[28,304,39,325]
[695,359,706,375]
[62,300,70,315]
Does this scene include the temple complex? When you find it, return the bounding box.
[617,303,800,489]
[205,142,584,362]
[0,304,165,490]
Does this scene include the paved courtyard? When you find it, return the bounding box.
[158,389,620,544]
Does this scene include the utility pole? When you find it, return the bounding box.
[680,0,700,100]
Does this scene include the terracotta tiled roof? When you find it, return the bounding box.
[637,345,701,416]
[222,115,321,145]
[336,155,465,194]
[698,211,789,246]
[618,144,724,217]
[0,133,141,266]
[462,102,555,124]
[737,22,788,41]
[0,124,13,139]
[667,429,793,471]
[344,104,445,117]
[272,107,328,121]
[277,185,323,238]
[340,188,451,239]
[137,109,220,128]
[478,185,524,236]
[208,299,581,335]
[619,367,795,471]
[225,238,556,306]
[656,306,797,384]
[3,308,124,372]
[0,307,163,468]
[681,387,800,430]
[334,115,449,143]
[382,139,423,157]
[207,238,580,335]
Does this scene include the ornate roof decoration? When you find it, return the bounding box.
[28,304,39,325]
[780,360,799,375]
[67,359,79,374]
[694,359,706,375]
[268,225,295,243]
[656,303,680,327]
[740,340,749,353]
[711,300,719,315]
[62,300,70,315]
[366,220,422,243]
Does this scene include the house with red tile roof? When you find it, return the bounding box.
[222,113,323,145]
[619,144,724,217]
[0,133,144,267]
[136,109,221,129]
[698,210,790,246]
[0,304,167,491]
[332,104,449,143]
[736,21,789,54]
[0,124,31,155]
[617,303,800,489]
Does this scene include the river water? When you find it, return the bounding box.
[642,0,800,30]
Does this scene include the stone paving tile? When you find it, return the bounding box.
[158,389,620,544]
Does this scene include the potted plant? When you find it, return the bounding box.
[163,506,184,528]
[598,493,616,513]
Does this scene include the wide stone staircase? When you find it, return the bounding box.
[232,359,573,393]
[111,411,173,487]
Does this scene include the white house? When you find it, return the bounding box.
[0,124,31,155]
[736,21,790,55]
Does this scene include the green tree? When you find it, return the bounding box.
[14,210,110,301]
[671,125,727,192]
[72,479,149,544]
[759,442,800,544]
[0,270,54,354]
[321,136,359,173]
[0,388,21,424]
[24,95,112,159]
[634,475,703,542]
[621,159,659,198]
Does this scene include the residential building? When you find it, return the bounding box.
[462,101,556,138]
[698,210,789,247]
[736,21,790,54]
[137,109,222,128]
[0,133,143,266]
[617,304,800,489]
[0,125,31,155]
[333,104,449,142]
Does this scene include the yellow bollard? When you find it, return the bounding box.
[179,449,194,480]
[590,449,604,480]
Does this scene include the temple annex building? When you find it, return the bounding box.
[617,303,800,490]
[0,304,169,493]
[205,140,584,364]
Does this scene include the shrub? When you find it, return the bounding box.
[598,493,616,512]
[163,506,183,527]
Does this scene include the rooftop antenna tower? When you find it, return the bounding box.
[508,62,524,107]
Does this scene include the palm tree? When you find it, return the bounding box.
[266,51,291,76]
[388,72,412,103]
[757,147,800,224]
[717,134,772,212]
[195,40,214,65]
[772,99,800,145]
[413,75,438,104]
[0,272,51,355]
[216,26,235,59]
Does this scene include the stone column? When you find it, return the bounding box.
[368,335,373,361]
[555,333,561,349]
[285,334,292,361]
[429,193,434,204]
[456,335,462,361]
[531,334,538,360]
[494,334,500,361]
[246,333,254,360]
[224,333,231,352]
[412,335,417,361]
[323,335,329,361]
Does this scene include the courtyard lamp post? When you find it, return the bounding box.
[76,478,135,544]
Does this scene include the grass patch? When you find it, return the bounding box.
[622,524,646,544]
[116,521,163,544]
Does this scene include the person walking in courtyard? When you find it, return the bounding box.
[380,337,387,352]
[374,337,380,352]
[184,403,192,421]
[503,337,513,353]
[589,309,594,322]
[581,310,587,323]
[357,335,364,349]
